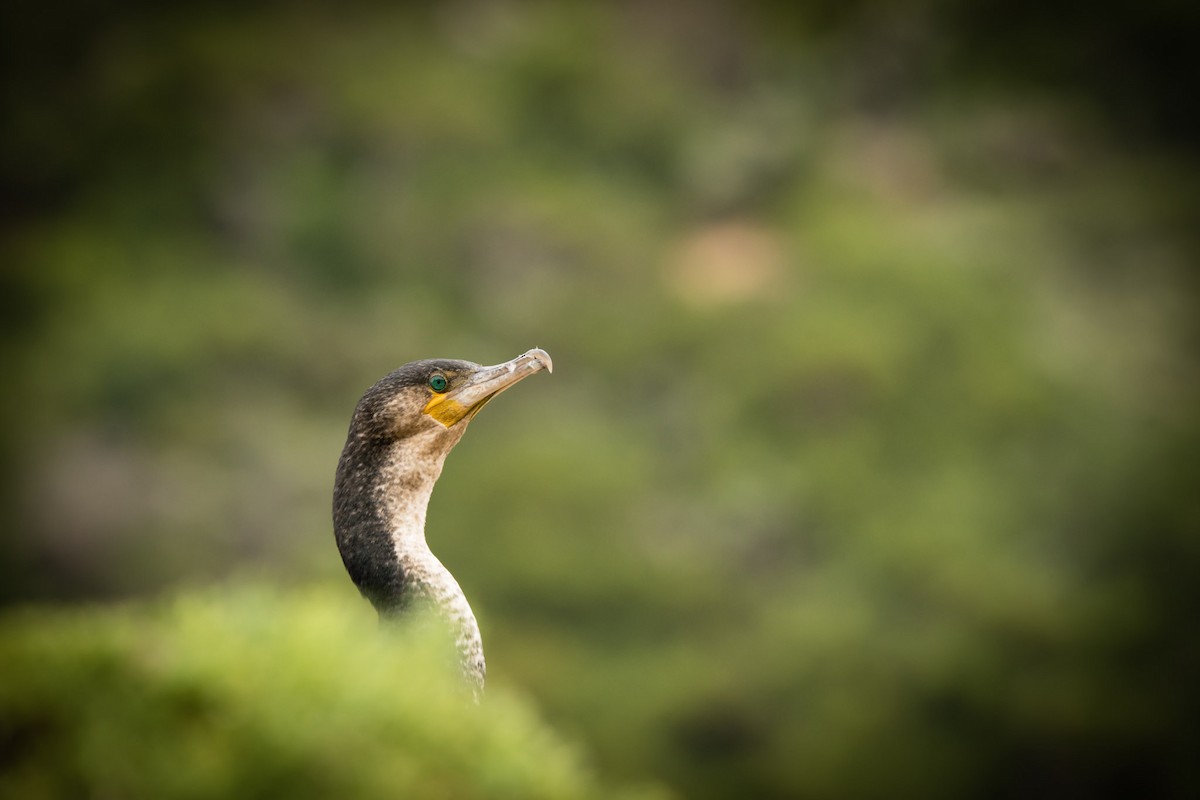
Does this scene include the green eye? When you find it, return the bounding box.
[428,374,448,393]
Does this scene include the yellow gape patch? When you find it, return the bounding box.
[423,392,472,427]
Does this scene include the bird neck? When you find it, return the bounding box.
[378,461,438,553]
[375,447,486,692]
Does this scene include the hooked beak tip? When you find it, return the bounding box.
[527,347,553,374]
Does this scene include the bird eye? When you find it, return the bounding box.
[428,374,448,393]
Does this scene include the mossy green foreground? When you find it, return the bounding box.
[0,585,663,800]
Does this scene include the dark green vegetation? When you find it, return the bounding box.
[2,3,1198,798]
[0,586,658,799]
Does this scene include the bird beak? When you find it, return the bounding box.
[424,348,553,427]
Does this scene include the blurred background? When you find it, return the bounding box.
[2,1,1198,797]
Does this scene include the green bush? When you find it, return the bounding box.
[0,585,663,800]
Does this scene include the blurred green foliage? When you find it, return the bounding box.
[0,585,659,799]
[2,2,1198,799]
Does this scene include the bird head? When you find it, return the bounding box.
[346,348,554,457]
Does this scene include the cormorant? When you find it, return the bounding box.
[333,348,552,694]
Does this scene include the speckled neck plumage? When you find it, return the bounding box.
[334,427,485,692]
